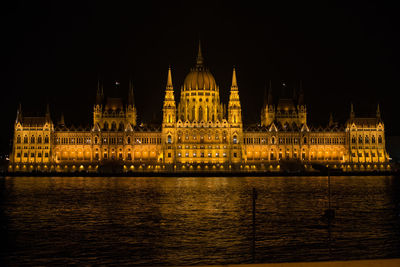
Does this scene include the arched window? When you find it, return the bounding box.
[358,135,363,144]
[271,137,276,145]
[222,132,227,143]
[31,136,35,144]
[94,136,98,144]
[37,136,42,144]
[365,136,369,144]
[23,136,28,144]
[17,136,21,144]
[372,136,376,144]
[111,122,117,131]
[352,136,356,144]
[127,137,131,144]
[198,106,203,121]
[167,135,172,144]
[233,135,238,144]
[192,106,195,121]
[44,136,49,144]
[270,150,275,160]
[103,122,109,131]
[378,135,382,144]
[303,137,307,144]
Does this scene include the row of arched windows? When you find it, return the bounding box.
[351,135,382,144]
[17,135,49,144]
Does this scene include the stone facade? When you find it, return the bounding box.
[9,45,390,173]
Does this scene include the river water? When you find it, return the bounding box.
[1,176,399,266]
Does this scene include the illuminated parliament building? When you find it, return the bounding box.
[9,44,391,173]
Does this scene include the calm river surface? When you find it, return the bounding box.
[1,176,400,266]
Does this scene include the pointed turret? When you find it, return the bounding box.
[126,79,137,126]
[296,80,307,125]
[376,103,381,119]
[196,41,204,67]
[350,103,355,119]
[59,113,65,127]
[162,67,176,125]
[15,103,22,124]
[261,80,275,127]
[231,67,238,90]
[45,103,51,122]
[328,113,334,127]
[166,66,173,90]
[161,66,177,163]
[96,79,104,105]
[228,67,242,125]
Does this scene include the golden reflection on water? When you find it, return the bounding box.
[1,176,400,265]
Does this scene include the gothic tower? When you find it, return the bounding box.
[228,68,242,126]
[93,80,104,126]
[126,80,137,126]
[228,67,243,164]
[162,67,177,164]
[297,81,307,125]
[261,81,275,126]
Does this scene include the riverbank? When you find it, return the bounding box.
[2,169,398,177]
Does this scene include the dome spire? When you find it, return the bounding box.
[196,41,204,66]
[231,67,238,89]
[167,66,173,90]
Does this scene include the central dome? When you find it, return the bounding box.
[183,68,217,91]
[183,43,217,91]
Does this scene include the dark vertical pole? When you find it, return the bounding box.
[252,187,257,263]
[328,168,331,211]
[328,169,331,257]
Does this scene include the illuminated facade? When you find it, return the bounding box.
[9,44,391,173]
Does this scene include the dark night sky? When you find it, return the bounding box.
[1,1,399,154]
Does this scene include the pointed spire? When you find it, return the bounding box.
[163,67,175,105]
[96,79,103,105]
[196,41,204,67]
[166,66,173,90]
[328,113,334,127]
[59,113,65,126]
[16,102,22,123]
[350,102,355,119]
[231,67,238,89]
[376,103,381,119]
